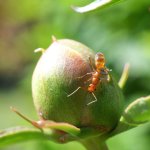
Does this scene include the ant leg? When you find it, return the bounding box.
[67,86,89,97]
[87,92,97,105]
[67,87,82,97]
[84,77,92,84]
[89,57,95,71]
[77,72,93,79]
[67,87,98,105]
[76,57,95,80]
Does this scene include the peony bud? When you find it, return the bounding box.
[32,38,124,136]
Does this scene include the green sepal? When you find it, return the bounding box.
[10,107,80,137]
[39,121,80,136]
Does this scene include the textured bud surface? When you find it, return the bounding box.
[32,39,124,134]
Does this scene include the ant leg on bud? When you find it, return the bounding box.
[83,77,92,85]
[76,57,95,79]
[67,76,93,98]
[67,86,89,97]
[67,87,82,97]
[10,107,42,130]
[76,72,93,79]
[87,92,97,105]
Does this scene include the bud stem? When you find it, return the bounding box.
[80,137,108,150]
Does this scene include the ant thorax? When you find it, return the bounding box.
[99,67,110,82]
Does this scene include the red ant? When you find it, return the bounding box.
[67,52,110,105]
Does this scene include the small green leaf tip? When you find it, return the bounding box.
[121,96,150,125]
[72,0,124,13]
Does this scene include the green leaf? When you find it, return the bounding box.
[72,0,124,13]
[122,96,150,125]
[109,96,150,136]
[0,127,47,148]
[0,126,80,148]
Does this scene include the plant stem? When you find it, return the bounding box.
[79,137,108,150]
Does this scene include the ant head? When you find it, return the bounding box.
[95,52,105,69]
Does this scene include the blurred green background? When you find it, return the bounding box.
[0,0,150,150]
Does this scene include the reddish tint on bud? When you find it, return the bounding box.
[32,38,124,135]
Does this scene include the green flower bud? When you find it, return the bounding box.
[32,38,124,136]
